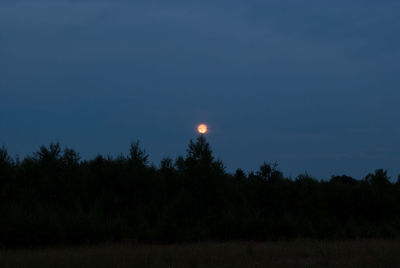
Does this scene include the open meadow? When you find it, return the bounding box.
[1,239,399,268]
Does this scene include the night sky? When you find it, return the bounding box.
[1,0,399,180]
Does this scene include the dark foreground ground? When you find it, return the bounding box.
[0,239,399,268]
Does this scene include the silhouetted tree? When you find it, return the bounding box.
[257,162,283,183]
[185,135,225,176]
[186,136,213,165]
[330,175,358,185]
[0,139,398,247]
[234,168,246,181]
[62,147,80,167]
[34,142,62,163]
[160,157,174,171]
[128,140,148,169]
[0,146,13,181]
[364,169,390,185]
[0,146,12,169]
[174,156,185,174]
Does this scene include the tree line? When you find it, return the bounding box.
[0,136,399,247]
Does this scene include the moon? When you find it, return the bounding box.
[197,124,208,134]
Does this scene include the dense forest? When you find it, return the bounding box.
[0,136,399,247]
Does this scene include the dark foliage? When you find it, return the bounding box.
[0,137,399,247]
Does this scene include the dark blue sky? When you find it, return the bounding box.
[1,0,399,179]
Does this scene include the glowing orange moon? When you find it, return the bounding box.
[197,124,208,134]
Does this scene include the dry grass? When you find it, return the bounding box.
[0,239,399,267]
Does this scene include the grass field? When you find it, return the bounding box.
[0,239,399,267]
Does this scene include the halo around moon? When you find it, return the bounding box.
[197,124,208,134]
